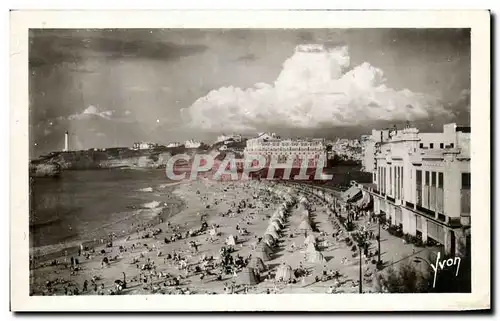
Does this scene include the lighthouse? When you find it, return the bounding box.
[64,131,69,152]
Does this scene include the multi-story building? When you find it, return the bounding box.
[132,142,158,150]
[361,129,392,172]
[357,123,471,256]
[244,132,327,168]
[166,142,182,148]
[185,139,202,149]
[216,133,242,144]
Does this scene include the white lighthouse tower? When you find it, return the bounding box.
[64,131,69,152]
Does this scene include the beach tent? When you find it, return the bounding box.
[236,267,259,285]
[356,191,372,209]
[298,220,312,232]
[254,248,271,261]
[270,221,282,231]
[225,234,237,246]
[306,241,316,253]
[304,234,316,246]
[263,234,276,246]
[266,224,279,235]
[275,264,293,282]
[209,228,219,237]
[258,242,274,256]
[307,250,326,264]
[342,186,362,203]
[248,256,267,273]
[271,216,284,226]
[265,229,279,240]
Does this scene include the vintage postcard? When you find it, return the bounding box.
[10,10,490,311]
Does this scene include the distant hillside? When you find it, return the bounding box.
[30,145,211,171]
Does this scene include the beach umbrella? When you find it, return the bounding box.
[298,220,312,232]
[307,250,326,264]
[236,267,258,285]
[275,264,293,282]
[254,248,271,261]
[225,234,236,246]
[248,256,267,273]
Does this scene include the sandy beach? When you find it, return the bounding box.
[30,179,384,295]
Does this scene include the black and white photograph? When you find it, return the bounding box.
[10,10,490,311]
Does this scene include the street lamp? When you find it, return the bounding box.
[359,245,363,293]
[375,212,385,268]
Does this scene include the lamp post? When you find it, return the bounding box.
[359,246,363,293]
[377,213,382,266]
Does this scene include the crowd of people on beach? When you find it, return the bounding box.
[31,179,389,296]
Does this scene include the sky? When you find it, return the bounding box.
[29,28,470,156]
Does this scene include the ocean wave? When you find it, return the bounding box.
[29,217,62,229]
[141,200,162,209]
[137,187,153,192]
[158,181,183,189]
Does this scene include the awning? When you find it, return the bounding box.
[356,191,372,209]
[342,186,362,203]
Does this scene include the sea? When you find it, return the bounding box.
[29,169,183,259]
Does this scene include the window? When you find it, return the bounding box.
[416,170,422,206]
[429,143,434,149]
[438,172,444,189]
[440,143,444,149]
[419,143,424,148]
[450,143,454,148]
[431,172,436,186]
[425,171,430,186]
[461,173,471,189]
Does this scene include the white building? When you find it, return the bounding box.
[244,132,327,168]
[357,123,471,256]
[166,142,182,148]
[216,133,242,144]
[133,142,158,150]
[185,139,202,149]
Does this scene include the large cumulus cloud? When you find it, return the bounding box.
[180,45,451,132]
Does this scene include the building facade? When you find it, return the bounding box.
[166,142,182,148]
[358,123,471,256]
[132,142,158,150]
[216,133,242,144]
[185,139,202,149]
[244,132,327,168]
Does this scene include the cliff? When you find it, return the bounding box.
[29,162,61,178]
[32,148,176,171]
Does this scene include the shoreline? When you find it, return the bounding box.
[29,181,187,266]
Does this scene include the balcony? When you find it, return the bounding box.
[410,154,423,165]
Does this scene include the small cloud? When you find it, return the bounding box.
[124,110,132,116]
[96,132,106,137]
[68,105,116,120]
